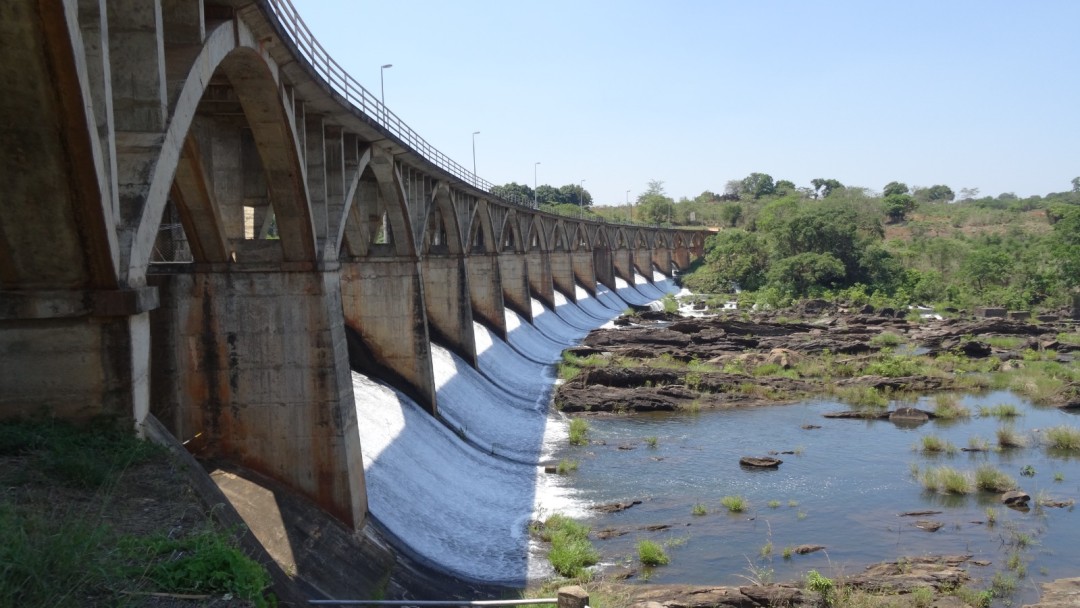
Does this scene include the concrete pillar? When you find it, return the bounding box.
[558,586,590,608]
[147,267,366,529]
[0,289,157,425]
[108,0,167,132]
[652,247,673,278]
[498,252,533,322]
[421,254,477,366]
[613,248,635,283]
[77,0,119,225]
[593,247,617,293]
[571,251,597,297]
[340,259,437,415]
[304,115,329,248]
[672,244,691,271]
[466,253,508,339]
[632,246,654,279]
[549,250,577,301]
[527,251,555,310]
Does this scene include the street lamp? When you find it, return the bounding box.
[626,189,632,222]
[472,131,480,176]
[579,179,586,218]
[534,162,541,208]
[380,64,392,119]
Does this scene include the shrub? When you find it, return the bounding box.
[920,435,957,454]
[568,419,589,446]
[1045,425,1080,450]
[691,503,707,516]
[920,466,973,494]
[974,465,1016,492]
[556,459,579,474]
[996,426,1025,448]
[932,394,971,419]
[644,436,659,448]
[869,331,904,348]
[637,540,670,566]
[833,386,888,409]
[540,515,598,578]
[720,495,747,513]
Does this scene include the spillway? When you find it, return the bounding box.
[634,272,669,301]
[353,372,584,584]
[530,298,587,345]
[505,308,568,364]
[474,321,553,411]
[552,290,603,331]
[614,276,654,306]
[595,283,629,313]
[573,285,621,322]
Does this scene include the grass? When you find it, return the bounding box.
[556,459,579,474]
[967,436,991,451]
[1044,425,1080,450]
[974,464,1016,492]
[869,331,904,348]
[985,507,998,526]
[932,393,971,419]
[636,540,670,566]
[977,403,1022,418]
[864,354,926,378]
[919,466,974,494]
[720,495,747,513]
[538,514,599,578]
[767,499,781,508]
[568,419,590,446]
[985,336,1025,349]
[919,435,957,454]
[0,418,274,607]
[833,386,888,409]
[1058,332,1080,346]
[996,426,1026,448]
[644,436,659,448]
[691,503,707,516]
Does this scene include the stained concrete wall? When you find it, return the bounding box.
[632,247,653,279]
[498,253,533,321]
[421,254,476,365]
[549,251,577,301]
[571,251,597,297]
[466,253,508,339]
[593,248,616,292]
[613,248,635,283]
[652,248,673,277]
[527,251,555,310]
[148,268,366,528]
[339,259,437,414]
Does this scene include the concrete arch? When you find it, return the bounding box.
[334,145,373,259]
[467,201,497,255]
[524,215,547,252]
[569,222,592,252]
[130,19,316,281]
[498,210,524,253]
[421,182,464,255]
[548,220,571,252]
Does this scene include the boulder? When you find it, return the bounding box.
[1001,490,1031,506]
[890,407,930,423]
[740,456,782,468]
[793,544,826,555]
[914,520,945,532]
[960,340,992,358]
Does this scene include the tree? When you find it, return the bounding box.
[491,182,533,204]
[884,193,916,223]
[559,184,592,207]
[883,181,909,198]
[916,184,955,202]
[702,229,770,291]
[719,203,743,227]
[1072,176,1080,193]
[739,172,776,199]
[534,184,565,205]
[811,178,844,199]
[766,252,846,294]
[636,180,675,224]
[775,179,796,195]
[958,187,980,201]
[962,248,1013,292]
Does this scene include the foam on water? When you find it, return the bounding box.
[651,270,680,295]
[614,276,654,306]
[505,308,568,364]
[530,298,586,344]
[474,321,553,411]
[431,343,552,463]
[353,372,584,584]
[573,284,620,322]
[552,290,604,332]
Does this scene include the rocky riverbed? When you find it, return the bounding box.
[556,305,1080,415]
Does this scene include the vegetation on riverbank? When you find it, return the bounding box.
[0,418,274,607]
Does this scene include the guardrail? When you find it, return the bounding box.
[264,0,534,208]
[308,587,590,608]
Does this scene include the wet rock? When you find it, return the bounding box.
[959,340,992,358]
[899,510,943,517]
[1025,576,1080,608]
[739,456,782,468]
[1038,498,1075,508]
[914,520,945,532]
[1001,490,1031,506]
[823,410,890,420]
[793,544,826,554]
[890,407,930,423]
[593,500,642,514]
[594,527,629,540]
[640,524,672,532]
[801,424,821,430]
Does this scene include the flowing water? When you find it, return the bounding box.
[551,391,1080,603]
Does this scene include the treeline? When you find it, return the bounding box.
[678,173,1080,312]
[491,182,593,208]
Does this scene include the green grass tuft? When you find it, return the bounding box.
[1045,425,1080,450]
[568,419,590,446]
[636,539,670,566]
[720,495,747,512]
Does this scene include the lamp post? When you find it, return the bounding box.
[579,179,586,218]
[533,162,541,208]
[471,131,480,176]
[379,64,392,120]
[626,189,632,222]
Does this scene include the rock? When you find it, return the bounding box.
[1001,490,1031,506]
[823,410,890,420]
[739,456,782,468]
[1008,310,1032,321]
[1039,498,1075,508]
[890,407,930,423]
[960,340,992,358]
[801,298,830,314]
[975,306,1007,318]
[1025,577,1080,608]
[859,304,875,314]
[594,527,629,540]
[593,500,642,513]
[640,524,672,532]
[764,347,801,369]
[793,544,825,554]
[914,520,945,532]
[899,510,943,517]
[801,424,822,430]
[879,307,896,317]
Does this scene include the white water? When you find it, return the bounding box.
[573,284,621,322]
[505,308,569,364]
[552,291,603,331]
[614,275,654,306]
[474,321,554,411]
[530,298,586,345]
[353,372,584,584]
[651,270,680,295]
[634,272,669,301]
[594,283,629,314]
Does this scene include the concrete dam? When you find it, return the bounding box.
[0,0,704,588]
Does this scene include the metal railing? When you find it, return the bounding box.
[309,599,578,607]
[264,0,534,208]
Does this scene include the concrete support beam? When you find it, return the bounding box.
[498,253,533,322]
[108,0,167,132]
[304,115,329,248]
[466,253,508,339]
[527,251,555,310]
[593,247,617,293]
[148,268,366,528]
[340,259,437,415]
[571,251,597,297]
[421,254,477,366]
[612,248,636,283]
[673,245,691,271]
[632,247,654,279]
[652,247,673,277]
[549,250,577,301]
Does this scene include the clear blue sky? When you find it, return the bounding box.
[296,1,1079,204]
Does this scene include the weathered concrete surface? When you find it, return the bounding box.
[613,247,636,283]
[149,268,366,528]
[549,250,578,302]
[465,253,508,339]
[421,254,477,365]
[526,247,555,310]
[498,252,533,321]
[340,259,437,415]
[571,251,598,296]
